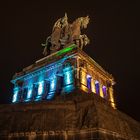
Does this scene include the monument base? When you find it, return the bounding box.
[0,92,140,140]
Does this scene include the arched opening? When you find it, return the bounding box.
[63,63,74,93]
[95,80,100,94]
[102,85,107,98]
[87,74,92,91]
[47,77,57,100]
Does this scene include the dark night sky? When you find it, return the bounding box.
[0,0,140,121]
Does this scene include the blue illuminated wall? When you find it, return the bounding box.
[12,87,19,103]
[47,76,57,100]
[63,64,75,93]
[12,57,75,103]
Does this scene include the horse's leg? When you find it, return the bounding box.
[43,47,47,56]
[80,37,84,49]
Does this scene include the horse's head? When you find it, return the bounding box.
[80,16,90,29]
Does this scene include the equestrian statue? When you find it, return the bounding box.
[42,13,90,56]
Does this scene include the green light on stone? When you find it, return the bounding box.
[57,44,77,56]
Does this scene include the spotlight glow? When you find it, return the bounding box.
[50,78,56,91]
[27,87,32,99]
[87,74,92,90]
[12,88,18,103]
[38,81,44,95]
[65,71,71,85]
[102,85,107,97]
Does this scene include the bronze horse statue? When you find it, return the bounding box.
[42,14,90,56]
[70,16,90,48]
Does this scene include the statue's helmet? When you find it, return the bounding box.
[82,16,90,28]
[61,13,68,27]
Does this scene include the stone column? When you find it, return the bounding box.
[99,83,104,98]
[76,57,80,79]
[75,57,80,87]
[91,78,96,93]
[12,86,19,103]
[109,86,116,109]
[80,68,88,92]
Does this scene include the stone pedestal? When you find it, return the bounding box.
[0,92,140,140]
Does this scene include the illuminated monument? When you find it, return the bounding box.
[0,14,140,140]
[11,14,115,109]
